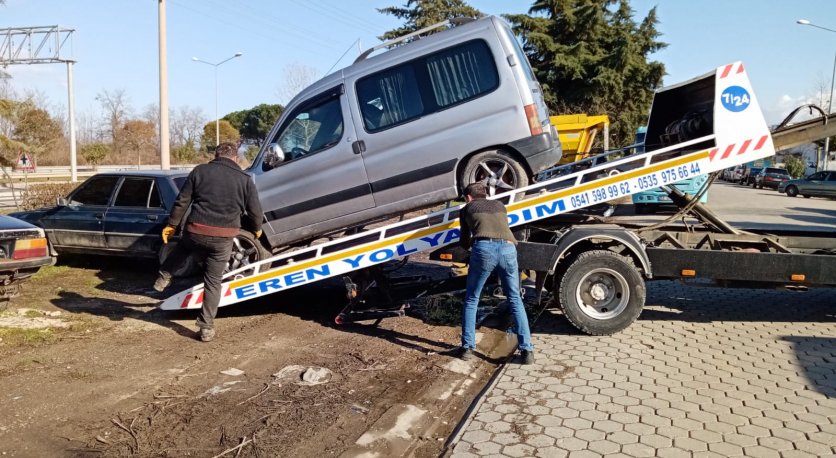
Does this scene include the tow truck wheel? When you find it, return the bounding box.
[227,230,271,275]
[785,185,799,197]
[556,250,645,335]
[461,150,529,197]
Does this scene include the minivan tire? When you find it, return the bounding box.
[461,150,529,197]
[228,230,272,275]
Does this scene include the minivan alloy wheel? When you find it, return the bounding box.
[462,150,529,197]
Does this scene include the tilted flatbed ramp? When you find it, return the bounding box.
[161,62,775,310]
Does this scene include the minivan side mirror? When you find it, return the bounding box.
[56,196,68,207]
[262,143,285,171]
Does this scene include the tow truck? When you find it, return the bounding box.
[160,62,836,335]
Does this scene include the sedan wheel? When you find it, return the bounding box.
[785,185,799,197]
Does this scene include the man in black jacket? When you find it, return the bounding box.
[154,143,263,342]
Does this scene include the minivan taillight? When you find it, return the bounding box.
[13,238,48,260]
[524,104,543,135]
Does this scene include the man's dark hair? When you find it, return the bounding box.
[464,182,487,199]
[215,143,238,160]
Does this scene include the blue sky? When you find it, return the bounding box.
[3,0,836,127]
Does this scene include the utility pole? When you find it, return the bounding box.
[159,0,171,170]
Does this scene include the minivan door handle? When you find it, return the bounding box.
[352,140,366,155]
[147,215,158,221]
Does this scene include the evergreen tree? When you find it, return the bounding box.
[506,0,666,146]
[378,0,482,41]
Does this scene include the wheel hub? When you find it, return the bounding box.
[589,282,610,301]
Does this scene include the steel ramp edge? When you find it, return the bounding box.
[160,61,775,311]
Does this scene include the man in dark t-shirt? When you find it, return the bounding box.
[456,182,534,364]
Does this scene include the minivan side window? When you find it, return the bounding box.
[70,176,120,206]
[357,39,498,133]
[272,94,344,164]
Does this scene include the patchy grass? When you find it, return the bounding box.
[0,327,57,347]
[0,312,103,350]
[32,264,72,279]
[66,313,103,334]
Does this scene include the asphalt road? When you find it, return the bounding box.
[623,179,836,233]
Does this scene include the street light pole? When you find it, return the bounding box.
[797,19,835,171]
[192,52,243,147]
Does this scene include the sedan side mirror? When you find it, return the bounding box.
[56,197,68,207]
[262,143,285,171]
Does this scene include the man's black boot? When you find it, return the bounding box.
[153,271,172,293]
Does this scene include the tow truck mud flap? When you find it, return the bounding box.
[159,62,775,312]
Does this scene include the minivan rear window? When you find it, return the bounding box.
[500,24,537,82]
[357,39,498,132]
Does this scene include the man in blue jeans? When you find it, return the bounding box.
[455,182,534,364]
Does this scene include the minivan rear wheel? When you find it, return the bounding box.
[461,150,529,197]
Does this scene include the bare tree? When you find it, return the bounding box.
[170,105,207,148]
[277,63,319,104]
[809,71,832,111]
[95,89,132,155]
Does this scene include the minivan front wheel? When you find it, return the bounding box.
[461,150,529,197]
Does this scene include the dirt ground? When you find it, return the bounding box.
[0,253,515,457]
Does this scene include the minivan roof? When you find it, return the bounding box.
[287,15,505,106]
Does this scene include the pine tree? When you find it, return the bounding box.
[505,0,666,146]
[378,0,482,41]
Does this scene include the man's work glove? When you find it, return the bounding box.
[161,225,176,244]
[255,229,263,239]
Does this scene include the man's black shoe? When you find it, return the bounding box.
[452,347,476,361]
[520,350,535,365]
[153,272,172,293]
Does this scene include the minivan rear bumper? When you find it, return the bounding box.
[509,132,562,173]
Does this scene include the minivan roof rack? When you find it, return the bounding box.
[354,16,478,64]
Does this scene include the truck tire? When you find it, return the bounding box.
[461,150,529,197]
[555,250,645,335]
[785,185,798,197]
[227,230,272,275]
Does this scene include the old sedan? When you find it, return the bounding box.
[0,215,56,301]
[11,171,189,258]
[777,170,836,198]
[9,171,267,274]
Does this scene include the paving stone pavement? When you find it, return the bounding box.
[449,281,836,458]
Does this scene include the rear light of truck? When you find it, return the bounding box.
[13,238,48,260]
[524,104,543,136]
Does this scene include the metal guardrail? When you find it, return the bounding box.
[0,164,196,209]
[1,164,196,181]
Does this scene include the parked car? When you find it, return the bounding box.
[739,166,762,186]
[754,167,790,189]
[777,170,836,198]
[633,174,709,214]
[9,171,267,274]
[250,15,562,250]
[0,215,56,302]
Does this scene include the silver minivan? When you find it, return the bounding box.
[250,16,561,249]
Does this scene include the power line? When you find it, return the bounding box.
[286,0,382,36]
[169,0,339,55]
